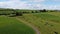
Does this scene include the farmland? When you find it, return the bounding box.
[17,12,60,34]
[0,16,35,34]
[0,8,60,34]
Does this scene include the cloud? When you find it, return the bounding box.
[24,0,45,2]
[0,0,60,10]
[40,5,60,10]
[53,0,60,1]
[0,0,26,8]
[0,0,44,9]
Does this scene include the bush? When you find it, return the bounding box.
[40,9,47,12]
[32,11,34,13]
[42,9,47,12]
[54,31,58,34]
[16,12,23,16]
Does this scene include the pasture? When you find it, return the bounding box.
[0,16,35,34]
[0,9,60,34]
[17,12,60,34]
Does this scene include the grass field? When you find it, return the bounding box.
[17,12,60,34]
[0,11,60,34]
[0,16,35,34]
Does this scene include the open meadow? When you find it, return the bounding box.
[0,16,35,34]
[0,9,60,34]
[17,12,60,34]
[0,0,60,34]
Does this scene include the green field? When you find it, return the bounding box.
[17,12,60,34]
[0,16,35,34]
[0,10,60,34]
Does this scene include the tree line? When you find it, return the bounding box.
[0,8,58,17]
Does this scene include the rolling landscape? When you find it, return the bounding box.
[0,0,60,34]
[0,8,60,34]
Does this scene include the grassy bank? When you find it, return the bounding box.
[17,12,60,34]
[0,16,35,34]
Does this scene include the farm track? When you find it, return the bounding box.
[16,17,40,34]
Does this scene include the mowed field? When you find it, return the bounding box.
[0,16,35,34]
[17,12,60,34]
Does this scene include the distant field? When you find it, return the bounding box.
[18,12,60,34]
[0,16,35,34]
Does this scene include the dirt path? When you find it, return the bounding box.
[16,17,40,34]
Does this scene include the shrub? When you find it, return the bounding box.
[32,11,34,13]
[16,12,23,16]
[54,31,58,34]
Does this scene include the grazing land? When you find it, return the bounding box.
[17,12,60,34]
[0,9,60,34]
[0,16,35,34]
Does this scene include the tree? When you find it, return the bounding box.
[32,11,34,13]
[16,12,23,16]
[42,9,47,12]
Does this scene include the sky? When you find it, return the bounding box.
[0,0,60,10]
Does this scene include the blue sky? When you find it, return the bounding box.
[0,0,60,10]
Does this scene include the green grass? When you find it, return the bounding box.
[0,16,35,34]
[18,12,60,34]
[33,13,60,23]
[47,12,60,17]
